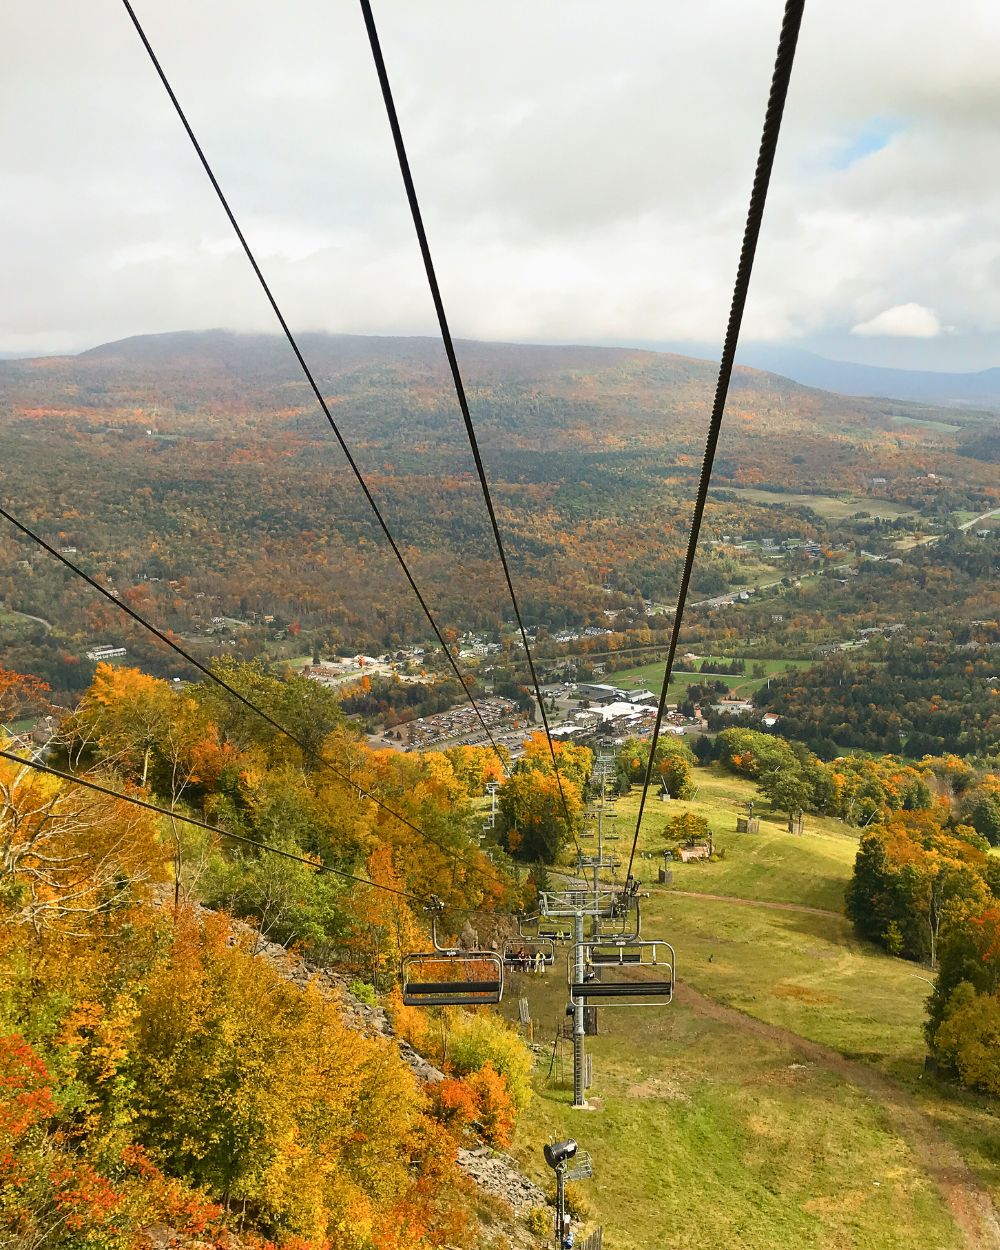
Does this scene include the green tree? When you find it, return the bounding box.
[659,751,695,800]
[756,763,813,817]
[965,790,1000,846]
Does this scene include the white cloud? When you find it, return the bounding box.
[3,1,1000,364]
[850,303,942,338]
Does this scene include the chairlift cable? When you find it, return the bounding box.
[0,504,490,881]
[0,748,423,904]
[624,0,805,886]
[118,0,509,776]
[359,0,581,854]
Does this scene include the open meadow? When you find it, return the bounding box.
[611,765,858,911]
[723,488,919,521]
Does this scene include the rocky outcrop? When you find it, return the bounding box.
[457,1146,547,1213]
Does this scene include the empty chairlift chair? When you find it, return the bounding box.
[590,893,642,943]
[401,899,504,1007]
[568,936,674,1008]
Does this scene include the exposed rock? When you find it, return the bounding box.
[457,1146,547,1213]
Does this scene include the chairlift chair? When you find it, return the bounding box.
[568,937,674,1008]
[502,936,555,969]
[516,912,540,939]
[592,894,642,942]
[401,899,504,1007]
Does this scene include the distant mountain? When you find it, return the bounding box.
[732,345,1000,412]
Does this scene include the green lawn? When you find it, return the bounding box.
[643,893,929,1072]
[887,414,962,434]
[609,766,858,912]
[493,763,1000,1247]
[0,608,47,640]
[610,657,813,698]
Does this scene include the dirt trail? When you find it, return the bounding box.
[667,888,843,919]
[677,980,1000,1250]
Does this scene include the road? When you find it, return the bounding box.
[4,609,51,634]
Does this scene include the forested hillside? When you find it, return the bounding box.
[1,332,997,704]
[0,659,562,1248]
[756,631,1000,757]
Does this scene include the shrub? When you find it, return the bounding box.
[349,979,378,1007]
[563,1182,593,1221]
[428,1077,479,1136]
[527,1206,552,1236]
[386,986,431,1054]
[447,1013,533,1112]
[466,1062,516,1148]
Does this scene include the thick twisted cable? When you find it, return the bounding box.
[625,0,806,883]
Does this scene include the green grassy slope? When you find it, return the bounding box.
[502,764,999,1248]
[613,766,858,912]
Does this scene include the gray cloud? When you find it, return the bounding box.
[3,1,1000,367]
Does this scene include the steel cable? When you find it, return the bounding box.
[624,0,806,885]
[359,0,582,854]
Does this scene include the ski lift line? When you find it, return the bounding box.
[0,505,486,882]
[358,0,581,856]
[0,748,422,904]
[117,0,510,779]
[624,0,805,886]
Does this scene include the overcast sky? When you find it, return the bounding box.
[3,1,1000,368]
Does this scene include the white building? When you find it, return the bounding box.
[86,645,127,662]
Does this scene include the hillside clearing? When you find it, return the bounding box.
[612,766,859,913]
[724,487,918,520]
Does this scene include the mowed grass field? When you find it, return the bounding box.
[503,765,1000,1247]
[508,946,963,1250]
[0,608,46,639]
[611,656,813,698]
[611,766,857,912]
